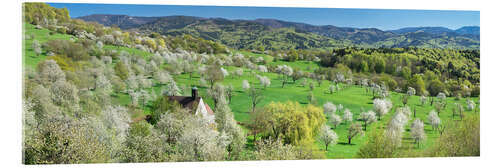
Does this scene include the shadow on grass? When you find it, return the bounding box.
[299,101,309,105]
[337,142,356,146]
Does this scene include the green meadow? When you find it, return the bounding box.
[24,23,479,159]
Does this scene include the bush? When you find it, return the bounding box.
[150,96,182,125]
[427,115,480,156]
[357,125,398,158]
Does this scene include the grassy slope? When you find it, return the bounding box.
[24,23,480,159]
[23,23,75,68]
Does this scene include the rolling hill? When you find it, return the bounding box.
[77,14,480,50]
[76,14,160,29]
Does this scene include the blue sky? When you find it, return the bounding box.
[48,3,479,31]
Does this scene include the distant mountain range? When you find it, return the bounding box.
[76,14,161,29]
[77,14,480,50]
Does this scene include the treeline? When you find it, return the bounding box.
[23,3,228,55]
[23,2,70,25]
[267,47,480,97]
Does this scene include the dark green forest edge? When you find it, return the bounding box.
[23,3,479,164]
[79,14,480,51]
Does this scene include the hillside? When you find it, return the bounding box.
[253,19,397,45]
[76,14,160,29]
[78,14,480,50]
[390,26,480,36]
[136,16,351,50]
[455,26,480,35]
[23,3,481,164]
[23,21,481,161]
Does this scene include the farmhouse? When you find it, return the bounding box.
[167,87,215,123]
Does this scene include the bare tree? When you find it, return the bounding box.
[249,87,263,113]
[347,123,364,145]
[204,64,224,89]
[226,84,234,104]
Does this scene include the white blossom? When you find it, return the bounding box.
[373,98,392,119]
[318,124,338,151]
[257,75,271,88]
[427,110,441,130]
[221,67,229,77]
[407,87,416,96]
[343,109,353,123]
[329,113,342,128]
[37,60,66,84]
[467,99,475,111]
[155,70,172,85]
[437,92,446,102]
[359,110,377,126]
[323,102,337,114]
[242,80,250,90]
[410,119,426,145]
[96,74,112,93]
[258,65,268,73]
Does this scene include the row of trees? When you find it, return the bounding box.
[266,47,479,98]
[24,3,229,55]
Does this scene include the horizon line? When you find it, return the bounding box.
[75,13,480,31]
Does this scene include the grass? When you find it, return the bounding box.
[171,59,480,158]
[23,23,74,69]
[24,23,480,159]
[102,45,152,59]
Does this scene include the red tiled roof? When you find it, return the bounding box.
[166,96,214,115]
[204,103,214,115]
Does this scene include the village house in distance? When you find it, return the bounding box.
[167,87,215,123]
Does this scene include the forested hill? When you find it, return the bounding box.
[389,26,480,36]
[76,14,161,29]
[77,14,480,50]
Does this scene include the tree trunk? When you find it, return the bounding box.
[253,131,257,142]
[325,144,329,151]
[348,137,352,145]
[413,107,416,118]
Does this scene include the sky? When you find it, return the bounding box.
[48,3,479,31]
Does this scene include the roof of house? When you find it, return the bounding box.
[204,103,214,115]
[167,96,214,115]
